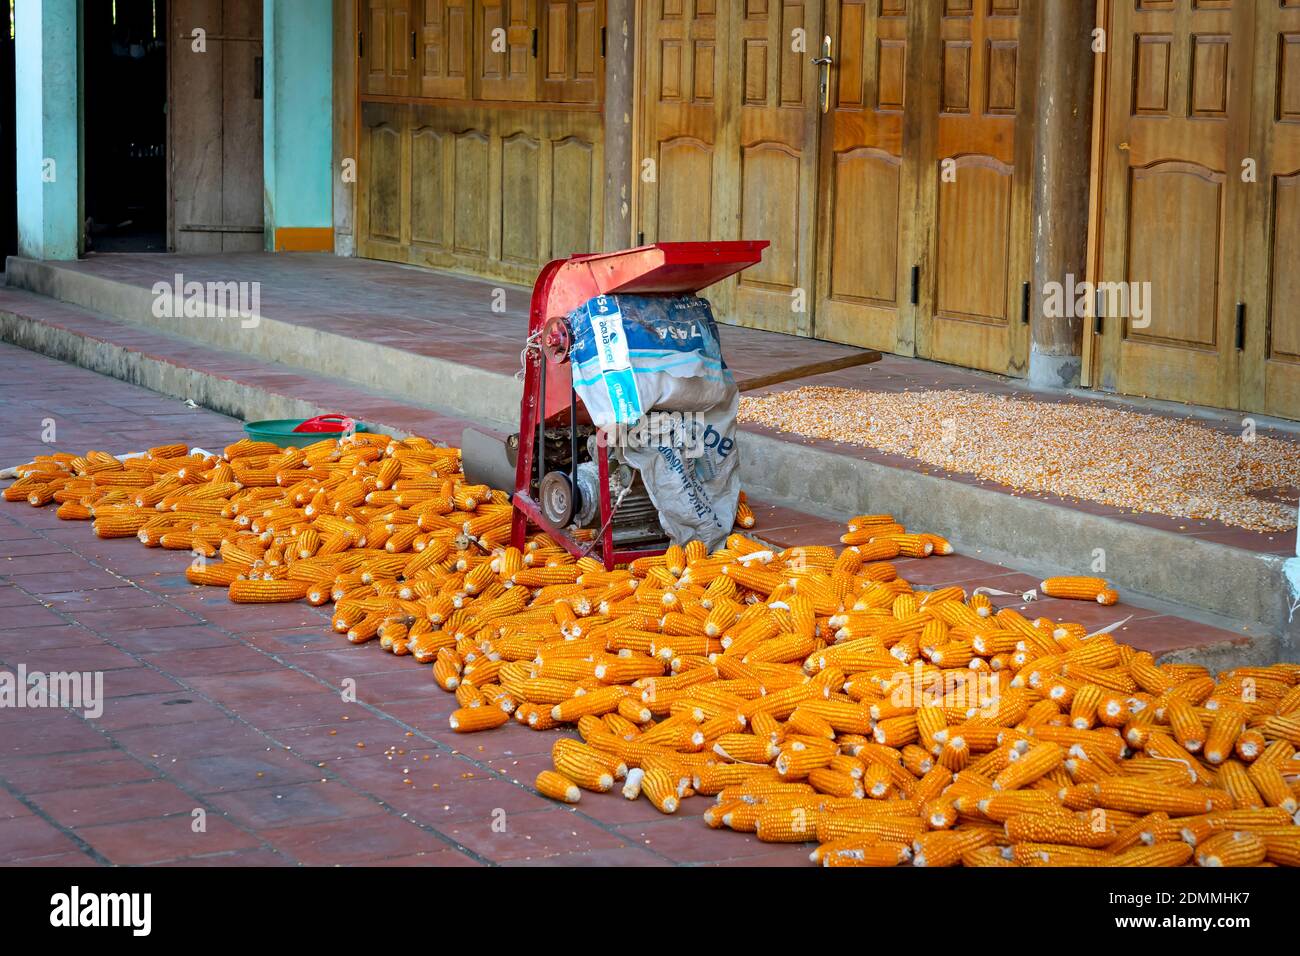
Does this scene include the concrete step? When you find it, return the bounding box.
[4,254,1295,664]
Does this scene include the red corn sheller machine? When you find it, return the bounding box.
[463,241,768,571]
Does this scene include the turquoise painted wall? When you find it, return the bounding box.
[263,0,334,246]
[15,0,81,260]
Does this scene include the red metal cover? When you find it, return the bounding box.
[569,241,770,296]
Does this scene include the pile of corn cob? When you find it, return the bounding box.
[4,436,1299,867]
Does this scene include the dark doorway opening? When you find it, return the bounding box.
[84,0,167,253]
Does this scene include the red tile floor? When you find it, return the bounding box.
[0,340,1265,866]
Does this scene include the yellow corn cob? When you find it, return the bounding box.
[775,743,835,779]
[992,743,1063,791]
[1004,811,1114,848]
[1203,706,1245,765]
[1262,830,1300,867]
[1012,843,1113,867]
[1165,694,1205,753]
[755,806,821,843]
[448,706,509,732]
[432,650,461,691]
[1109,843,1193,867]
[1235,729,1266,762]
[227,579,309,603]
[821,843,912,867]
[641,767,679,813]
[1196,830,1267,867]
[913,829,996,867]
[1039,576,1115,604]
[1246,760,1298,813]
[1091,779,1233,815]
[92,511,149,538]
[551,686,627,722]
[961,845,1014,867]
[807,767,864,800]
[552,748,614,792]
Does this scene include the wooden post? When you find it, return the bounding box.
[602,0,636,251]
[1028,0,1096,388]
[332,0,357,256]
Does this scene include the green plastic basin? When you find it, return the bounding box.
[242,418,371,448]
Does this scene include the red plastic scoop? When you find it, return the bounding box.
[291,414,356,434]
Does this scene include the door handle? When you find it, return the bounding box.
[811,36,833,113]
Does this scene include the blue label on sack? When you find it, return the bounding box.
[587,296,643,424]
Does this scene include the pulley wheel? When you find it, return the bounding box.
[541,316,572,364]
[539,470,577,526]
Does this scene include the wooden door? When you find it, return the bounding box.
[638,1,723,245]
[540,0,603,104]
[915,0,1035,376]
[416,0,471,99]
[1242,1,1300,419]
[813,0,913,352]
[1094,0,1248,408]
[477,0,537,101]
[357,103,411,262]
[638,1,819,334]
[168,0,264,252]
[361,0,415,96]
[729,1,822,335]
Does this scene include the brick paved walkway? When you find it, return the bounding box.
[0,341,1261,866]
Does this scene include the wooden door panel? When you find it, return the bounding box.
[1095,0,1241,409]
[501,132,541,263]
[1247,2,1300,419]
[361,0,413,96]
[639,1,817,335]
[361,0,416,96]
[935,156,1011,322]
[918,0,1031,374]
[169,0,264,252]
[541,0,602,103]
[478,0,536,101]
[1269,176,1300,362]
[740,143,801,288]
[813,0,910,352]
[452,130,491,254]
[732,0,820,335]
[357,103,411,262]
[656,137,714,239]
[418,0,471,98]
[363,0,390,94]
[639,1,721,246]
[551,136,596,258]
[221,0,263,251]
[828,148,900,303]
[368,121,404,243]
[410,125,446,247]
[1126,162,1224,350]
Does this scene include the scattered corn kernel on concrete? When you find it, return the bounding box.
[738,387,1300,533]
[5,435,1299,867]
